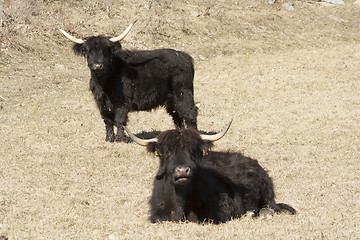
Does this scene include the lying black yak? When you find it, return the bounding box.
[125,120,296,223]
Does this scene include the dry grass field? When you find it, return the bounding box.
[1,0,359,239]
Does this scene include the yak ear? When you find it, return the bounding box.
[72,43,86,57]
[146,142,157,154]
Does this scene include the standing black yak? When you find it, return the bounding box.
[125,120,296,223]
[59,22,197,142]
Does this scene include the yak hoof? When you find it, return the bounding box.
[105,134,115,142]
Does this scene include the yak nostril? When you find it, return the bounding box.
[175,166,191,176]
[93,64,103,70]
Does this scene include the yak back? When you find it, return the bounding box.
[202,151,271,184]
[111,49,194,111]
[117,49,193,68]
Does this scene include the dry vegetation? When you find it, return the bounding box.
[1,0,359,239]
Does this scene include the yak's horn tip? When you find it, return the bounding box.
[200,119,233,142]
[59,28,85,44]
[124,126,157,146]
[109,21,136,42]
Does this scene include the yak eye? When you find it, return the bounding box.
[158,149,172,158]
[80,47,88,55]
[83,46,90,53]
[165,150,173,156]
[85,48,93,56]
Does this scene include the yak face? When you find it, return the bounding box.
[59,21,135,76]
[147,129,213,186]
[159,146,197,186]
[72,37,122,75]
[125,120,232,185]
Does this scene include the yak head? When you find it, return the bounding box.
[59,21,136,75]
[125,120,232,186]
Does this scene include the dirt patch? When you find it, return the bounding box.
[1,0,359,239]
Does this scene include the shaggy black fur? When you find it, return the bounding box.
[70,36,197,142]
[146,128,296,223]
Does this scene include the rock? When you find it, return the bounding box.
[282,2,295,11]
[267,0,277,4]
[355,0,360,5]
[144,3,151,10]
[190,10,200,17]
[322,0,345,6]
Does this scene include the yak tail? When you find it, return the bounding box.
[267,202,296,215]
[274,203,297,215]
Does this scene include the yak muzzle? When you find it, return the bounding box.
[173,166,192,185]
[90,63,104,72]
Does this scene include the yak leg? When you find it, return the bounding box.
[173,90,198,129]
[98,108,115,142]
[165,99,185,129]
[104,119,115,142]
[92,90,115,142]
[114,106,131,143]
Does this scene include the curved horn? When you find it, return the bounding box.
[124,126,157,146]
[200,119,233,142]
[109,20,137,42]
[59,28,85,44]
[59,29,85,44]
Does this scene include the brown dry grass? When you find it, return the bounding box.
[1,0,359,239]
